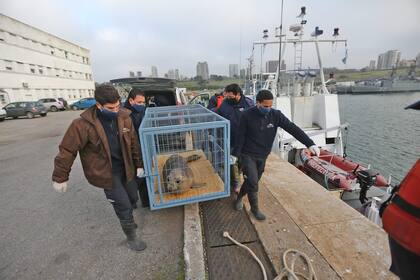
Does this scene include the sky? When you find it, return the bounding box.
[1,0,419,82]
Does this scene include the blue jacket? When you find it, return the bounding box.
[215,95,254,148]
[233,106,315,159]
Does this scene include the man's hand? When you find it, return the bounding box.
[230,155,237,165]
[53,181,68,193]
[137,168,145,177]
[309,145,320,157]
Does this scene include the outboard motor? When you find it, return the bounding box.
[356,169,378,204]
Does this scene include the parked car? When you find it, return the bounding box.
[0,108,6,121]
[57,98,68,109]
[110,77,187,106]
[70,97,96,110]
[38,98,65,112]
[3,101,47,119]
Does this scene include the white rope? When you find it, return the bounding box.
[223,232,317,280]
[275,249,317,280]
[223,231,268,280]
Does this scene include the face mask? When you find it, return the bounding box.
[99,107,118,119]
[132,104,145,113]
[225,98,237,105]
[258,106,271,115]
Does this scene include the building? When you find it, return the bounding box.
[240,68,246,79]
[196,61,209,80]
[229,64,239,78]
[266,60,285,73]
[151,66,158,77]
[369,60,376,70]
[416,53,420,67]
[266,60,276,72]
[129,71,135,77]
[136,71,142,77]
[377,50,401,70]
[398,59,415,67]
[0,14,95,106]
[174,69,180,80]
[167,69,175,80]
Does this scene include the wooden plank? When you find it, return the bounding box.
[253,154,397,279]
[302,219,396,279]
[244,187,341,279]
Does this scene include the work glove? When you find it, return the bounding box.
[137,168,145,177]
[309,145,320,157]
[53,181,68,193]
[230,155,237,165]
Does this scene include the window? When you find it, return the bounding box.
[65,51,68,59]
[39,69,43,74]
[50,47,55,55]
[5,103,16,109]
[5,60,13,71]
[30,68,35,74]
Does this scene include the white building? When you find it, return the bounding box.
[151,66,158,77]
[0,14,94,106]
[229,64,239,78]
[196,61,209,80]
[376,50,401,70]
[369,60,376,70]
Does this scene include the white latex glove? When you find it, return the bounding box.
[230,155,237,165]
[309,145,320,157]
[53,181,68,193]
[137,168,145,177]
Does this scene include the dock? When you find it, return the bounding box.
[187,153,397,279]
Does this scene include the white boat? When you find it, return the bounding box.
[244,6,390,210]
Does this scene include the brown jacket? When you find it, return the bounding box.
[52,106,142,189]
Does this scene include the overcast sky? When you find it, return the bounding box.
[1,0,419,82]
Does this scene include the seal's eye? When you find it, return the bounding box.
[167,178,171,182]
[176,179,181,184]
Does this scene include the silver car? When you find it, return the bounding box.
[0,108,6,122]
[38,98,65,112]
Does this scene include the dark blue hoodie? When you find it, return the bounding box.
[233,106,315,159]
[215,94,254,148]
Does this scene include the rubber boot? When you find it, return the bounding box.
[248,192,266,220]
[234,187,246,211]
[120,220,147,251]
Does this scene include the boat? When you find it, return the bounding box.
[296,148,388,202]
[243,6,390,206]
[336,66,420,94]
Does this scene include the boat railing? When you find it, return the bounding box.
[278,122,350,145]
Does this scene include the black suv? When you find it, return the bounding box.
[3,101,47,119]
[110,77,186,106]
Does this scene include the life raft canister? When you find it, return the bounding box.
[382,159,420,255]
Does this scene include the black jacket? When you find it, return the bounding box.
[233,106,315,159]
[215,95,253,148]
[124,101,144,139]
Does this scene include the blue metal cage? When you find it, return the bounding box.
[139,104,230,210]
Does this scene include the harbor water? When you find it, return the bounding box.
[338,91,420,184]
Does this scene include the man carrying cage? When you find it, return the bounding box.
[215,83,253,193]
[52,84,147,251]
[232,89,320,221]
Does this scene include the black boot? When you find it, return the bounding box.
[138,179,150,208]
[120,220,147,251]
[248,192,266,220]
[234,187,246,211]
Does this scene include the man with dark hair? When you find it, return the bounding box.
[124,88,149,208]
[232,89,320,220]
[52,84,147,251]
[215,83,253,193]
